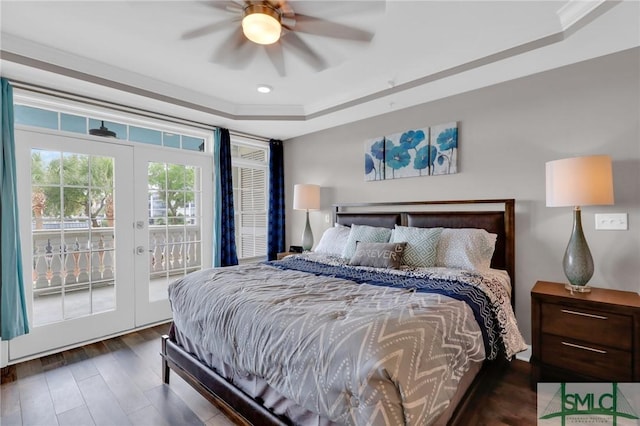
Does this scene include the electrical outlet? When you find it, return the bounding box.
[595,213,628,230]
[324,214,331,223]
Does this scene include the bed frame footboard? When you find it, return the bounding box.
[161,335,290,426]
[161,335,511,426]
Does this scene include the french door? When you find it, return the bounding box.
[11,128,211,361]
[133,146,212,326]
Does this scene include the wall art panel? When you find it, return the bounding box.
[364,122,458,181]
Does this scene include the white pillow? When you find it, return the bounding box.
[314,224,351,256]
[390,225,443,268]
[342,224,393,260]
[436,228,497,271]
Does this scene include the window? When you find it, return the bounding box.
[14,90,270,263]
[231,139,269,262]
[14,101,206,152]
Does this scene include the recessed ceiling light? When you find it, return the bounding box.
[257,85,272,94]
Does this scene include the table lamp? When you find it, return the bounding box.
[546,155,614,293]
[293,184,320,251]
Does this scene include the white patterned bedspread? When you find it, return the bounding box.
[168,254,526,425]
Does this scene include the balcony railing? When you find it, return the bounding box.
[32,224,201,296]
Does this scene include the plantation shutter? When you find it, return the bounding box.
[232,140,269,261]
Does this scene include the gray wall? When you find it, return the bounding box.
[283,47,640,344]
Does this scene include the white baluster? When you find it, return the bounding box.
[98,234,105,275]
[102,250,114,280]
[166,232,174,269]
[175,244,182,269]
[175,233,183,268]
[35,255,49,289]
[159,232,167,272]
[77,252,89,283]
[44,238,53,284]
[49,252,63,288]
[91,251,101,281]
[65,249,76,285]
[186,232,194,268]
[194,234,201,267]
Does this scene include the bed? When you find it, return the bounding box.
[161,199,526,425]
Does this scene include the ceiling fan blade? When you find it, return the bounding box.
[197,1,242,12]
[295,1,386,18]
[265,43,286,77]
[181,19,239,40]
[280,32,327,71]
[272,0,294,16]
[213,27,257,69]
[291,14,374,42]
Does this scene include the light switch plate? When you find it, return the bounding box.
[595,213,628,230]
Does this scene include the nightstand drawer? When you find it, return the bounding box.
[541,334,632,381]
[541,303,632,350]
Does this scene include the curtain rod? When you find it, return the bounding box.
[8,79,269,143]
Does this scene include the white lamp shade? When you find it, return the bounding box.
[546,155,614,207]
[293,184,320,210]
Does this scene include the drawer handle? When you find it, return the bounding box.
[561,341,607,354]
[561,309,608,320]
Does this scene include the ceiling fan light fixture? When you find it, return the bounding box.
[242,4,281,45]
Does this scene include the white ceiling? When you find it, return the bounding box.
[1,0,638,140]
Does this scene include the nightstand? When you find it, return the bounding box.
[531,281,640,387]
[276,252,295,260]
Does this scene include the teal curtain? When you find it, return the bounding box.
[1,78,29,339]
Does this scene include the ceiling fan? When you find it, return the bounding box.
[181,1,381,76]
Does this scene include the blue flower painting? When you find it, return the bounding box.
[430,122,458,175]
[364,123,458,181]
[383,128,429,179]
[364,137,386,181]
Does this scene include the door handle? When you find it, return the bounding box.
[136,246,146,255]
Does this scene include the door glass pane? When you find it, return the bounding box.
[148,161,202,302]
[31,150,116,326]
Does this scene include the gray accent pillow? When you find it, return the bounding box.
[349,242,407,269]
[342,224,393,259]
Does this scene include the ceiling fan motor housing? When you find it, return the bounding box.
[242,3,282,45]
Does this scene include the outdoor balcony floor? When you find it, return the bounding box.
[32,277,171,327]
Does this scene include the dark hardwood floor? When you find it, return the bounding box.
[460,358,538,425]
[2,324,537,425]
[1,323,233,426]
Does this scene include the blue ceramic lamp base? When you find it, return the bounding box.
[563,207,594,293]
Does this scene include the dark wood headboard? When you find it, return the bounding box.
[334,199,515,304]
